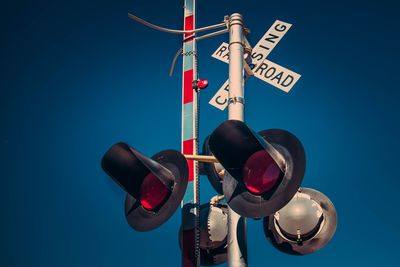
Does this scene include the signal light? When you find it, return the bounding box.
[243,150,282,194]
[139,172,170,210]
[101,142,188,231]
[209,120,306,218]
[192,79,209,91]
[197,79,209,89]
[180,203,228,266]
[263,188,337,255]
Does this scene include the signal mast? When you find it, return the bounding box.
[101,1,337,267]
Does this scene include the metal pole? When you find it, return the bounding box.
[181,1,200,267]
[227,13,248,267]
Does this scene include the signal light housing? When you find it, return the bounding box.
[263,188,337,255]
[192,79,209,91]
[180,203,228,266]
[101,143,188,231]
[209,120,306,218]
[197,79,209,89]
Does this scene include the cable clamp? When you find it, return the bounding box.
[228,97,245,105]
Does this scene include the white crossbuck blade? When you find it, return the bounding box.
[209,20,301,110]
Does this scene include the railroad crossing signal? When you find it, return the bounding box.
[208,120,306,218]
[101,143,189,231]
[100,4,338,266]
[209,20,301,110]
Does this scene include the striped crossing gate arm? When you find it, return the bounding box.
[181,1,200,267]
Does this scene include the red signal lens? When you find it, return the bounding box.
[197,79,209,89]
[243,150,282,194]
[140,172,170,211]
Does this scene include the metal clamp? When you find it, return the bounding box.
[228,97,245,105]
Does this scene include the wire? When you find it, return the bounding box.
[169,48,183,77]
[128,13,226,34]
[195,28,229,41]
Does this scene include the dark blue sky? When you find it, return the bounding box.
[1,0,399,266]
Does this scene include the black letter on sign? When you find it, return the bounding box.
[223,83,229,92]
[215,45,227,57]
[216,96,227,105]
[265,33,279,44]
[223,52,229,61]
[254,62,268,76]
[274,23,287,32]
[259,45,270,51]
[265,67,276,79]
[281,75,294,87]
[271,71,283,84]
[251,52,263,61]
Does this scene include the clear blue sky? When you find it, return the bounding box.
[1,0,399,266]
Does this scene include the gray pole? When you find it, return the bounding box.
[227,13,248,267]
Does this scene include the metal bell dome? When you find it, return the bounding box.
[274,191,323,243]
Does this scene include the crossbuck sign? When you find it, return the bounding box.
[209,20,301,110]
